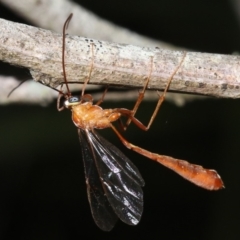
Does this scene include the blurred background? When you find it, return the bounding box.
[1,0,240,239]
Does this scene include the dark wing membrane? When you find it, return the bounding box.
[85,129,144,226]
[78,129,118,231]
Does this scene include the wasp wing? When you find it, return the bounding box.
[79,129,144,229]
[78,129,118,231]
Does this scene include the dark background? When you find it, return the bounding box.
[1,0,240,239]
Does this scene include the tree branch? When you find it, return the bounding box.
[0,17,240,106]
[0,0,188,106]
[0,0,176,49]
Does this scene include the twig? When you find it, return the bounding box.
[0,0,176,49]
[1,17,240,100]
[0,0,187,106]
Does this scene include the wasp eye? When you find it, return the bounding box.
[69,96,80,103]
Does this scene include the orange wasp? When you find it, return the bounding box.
[51,14,224,231]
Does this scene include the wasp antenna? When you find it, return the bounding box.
[62,13,73,96]
[65,13,73,30]
[7,79,28,98]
